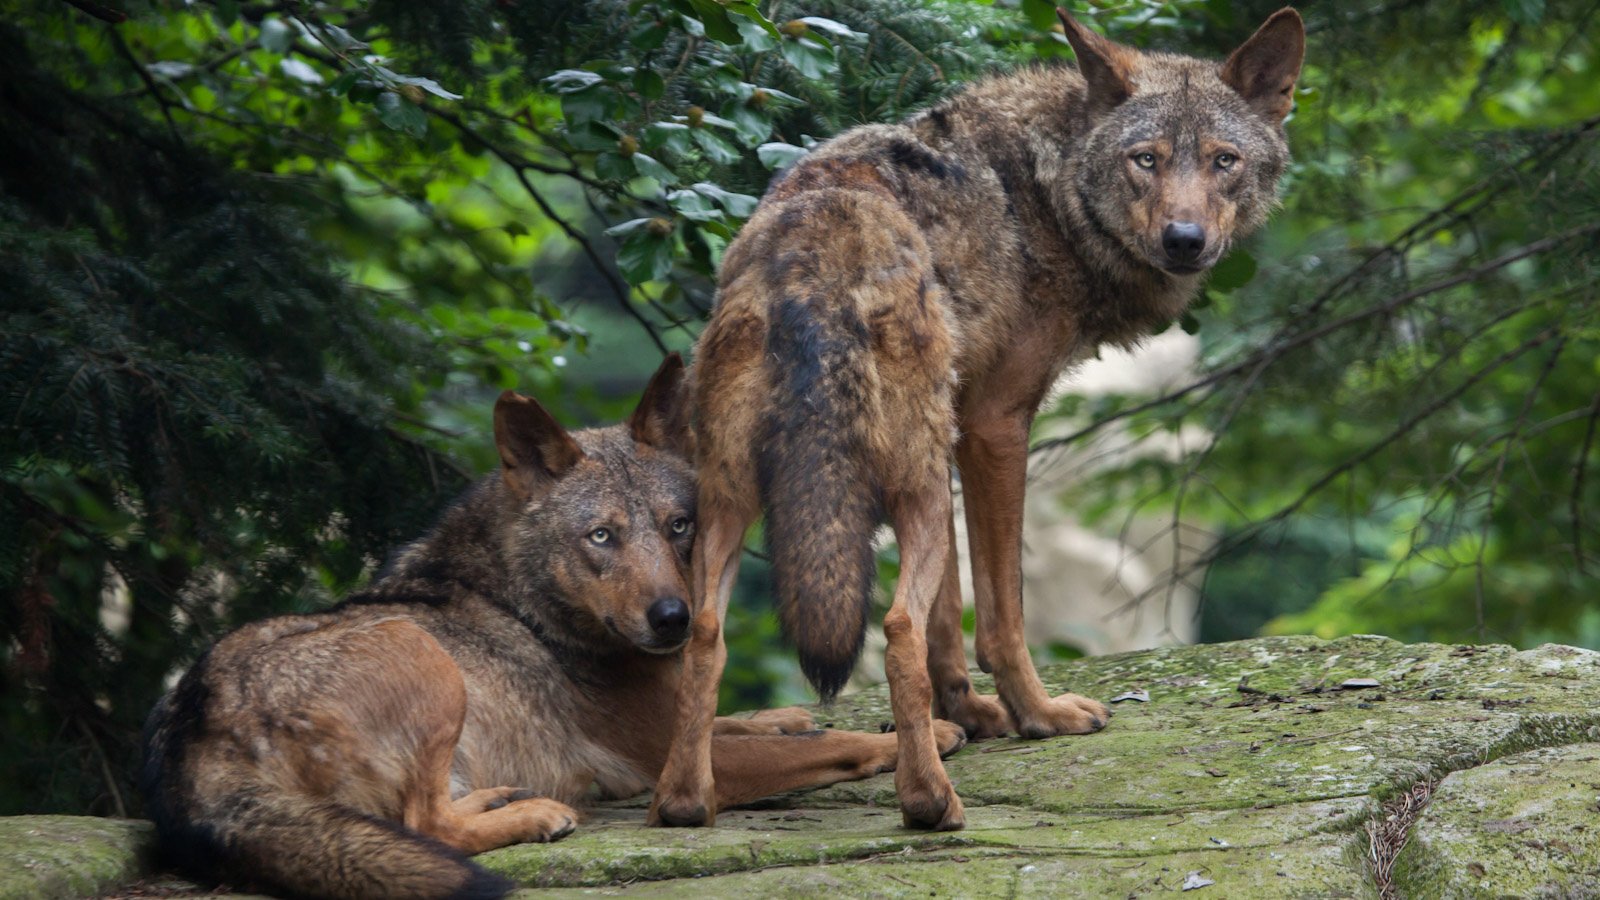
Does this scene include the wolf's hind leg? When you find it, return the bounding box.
[387,629,576,854]
[884,481,966,831]
[926,506,1015,740]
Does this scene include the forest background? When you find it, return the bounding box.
[2,0,1596,817]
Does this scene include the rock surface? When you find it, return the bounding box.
[5,636,1599,899]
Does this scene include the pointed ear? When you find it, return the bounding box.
[1057,9,1137,114]
[629,353,692,456]
[494,390,583,501]
[1220,7,1305,123]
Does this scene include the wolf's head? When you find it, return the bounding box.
[493,355,699,654]
[1058,7,1304,277]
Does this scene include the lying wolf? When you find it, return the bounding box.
[653,9,1305,832]
[141,356,965,900]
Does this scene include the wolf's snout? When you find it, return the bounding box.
[1161,221,1207,266]
[647,597,691,640]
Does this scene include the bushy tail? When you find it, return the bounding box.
[150,791,512,900]
[756,294,882,702]
[142,692,512,900]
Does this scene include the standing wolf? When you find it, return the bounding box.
[140,356,965,900]
[651,9,1305,831]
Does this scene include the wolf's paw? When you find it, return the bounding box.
[507,797,578,843]
[453,785,540,816]
[937,690,1014,741]
[1013,692,1111,739]
[749,706,816,734]
[897,774,965,831]
[932,720,969,758]
[648,793,713,827]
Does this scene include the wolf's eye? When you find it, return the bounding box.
[670,517,691,535]
[589,528,612,545]
[1214,152,1238,170]
[1133,152,1157,170]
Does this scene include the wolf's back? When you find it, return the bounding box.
[140,656,513,900]
[755,288,885,702]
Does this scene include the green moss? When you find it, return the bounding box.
[1394,743,1600,899]
[0,816,154,900]
[7,638,1600,897]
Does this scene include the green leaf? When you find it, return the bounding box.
[723,103,772,147]
[734,17,778,51]
[630,152,676,183]
[616,229,675,284]
[692,182,759,219]
[780,38,837,80]
[326,70,362,97]
[692,128,741,166]
[594,152,634,182]
[797,17,865,41]
[633,69,665,101]
[259,18,294,54]
[667,189,722,222]
[686,0,741,44]
[566,121,622,152]
[757,141,808,170]
[643,122,693,156]
[1021,0,1059,31]
[559,86,609,125]
[375,92,427,137]
[605,217,654,237]
[1179,311,1202,335]
[1208,249,1258,292]
[628,20,670,51]
[544,69,605,92]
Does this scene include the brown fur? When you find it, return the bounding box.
[139,356,966,900]
[651,9,1305,831]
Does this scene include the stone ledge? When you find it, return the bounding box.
[5,636,1598,898]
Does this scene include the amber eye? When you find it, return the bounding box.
[1133,152,1157,169]
[1215,152,1238,170]
[590,527,612,545]
[670,517,691,535]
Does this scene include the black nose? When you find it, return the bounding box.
[1162,221,1206,265]
[647,597,690,640]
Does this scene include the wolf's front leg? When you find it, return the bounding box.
[713,707,816,736]
[709,720,967,809]
[649,500,750,827]
[957,412,1110,739]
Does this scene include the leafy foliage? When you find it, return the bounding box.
[4,0,1594,821]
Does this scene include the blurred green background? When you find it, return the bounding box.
[2,0,1596,816]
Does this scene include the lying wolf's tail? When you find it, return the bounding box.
[141,669,513,900]
[756,293,883,702]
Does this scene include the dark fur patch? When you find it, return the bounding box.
[887,140,966,183]
[140,650,231,881]
[756,293,883,702]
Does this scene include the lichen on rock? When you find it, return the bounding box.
[4,637,1599,898]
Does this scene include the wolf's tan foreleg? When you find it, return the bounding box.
[926,505,1016,740]
[713,707,816,736]
[649,500,749,827]
[709,721,966,809]
[958,414,1109,740]
[884,482,965,830]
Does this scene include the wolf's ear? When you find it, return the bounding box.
[1057,10,1136,114]
[494,391,583,501]
[1220,7,1305,124]
[629,353,693,456]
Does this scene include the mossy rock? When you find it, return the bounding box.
[5,636,1599,898]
